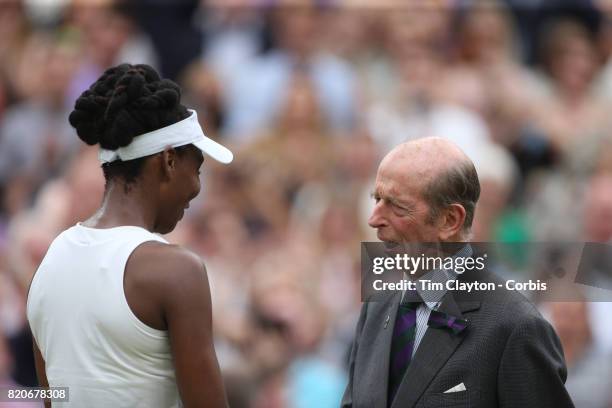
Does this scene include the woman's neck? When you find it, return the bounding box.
[82,181,157,231]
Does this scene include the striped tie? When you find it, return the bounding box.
[388,300,421,404]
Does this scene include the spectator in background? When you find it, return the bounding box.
[365,2,510,163]
[580,173,612,355]
[365,3,447,146]
[0,1,30,96]
[4,147,103,272]
[180,62,226,137]
[454,0,518,68]
[0,33,81,218]
[220,4,357,141]
[583,172,612,243]
[547,301,612,408]
[366,44,493,164]
[201,4,266,95]
[318,4,411,107]
[534,18,606,155]
[471,142,523,242]
[247,267,345,408]
[67,0,159,103]
[241,72,336,234]
[451,0,549,164]
[312,202,363,369]
[524,135,612,244]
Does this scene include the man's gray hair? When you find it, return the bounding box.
[422,160,481,233]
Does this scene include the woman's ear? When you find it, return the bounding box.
[159,147,178,181]
[438,203,467,241]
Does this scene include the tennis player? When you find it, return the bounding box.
[26,64,231,407]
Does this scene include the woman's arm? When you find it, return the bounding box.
[159,248,228,408]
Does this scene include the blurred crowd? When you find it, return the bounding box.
[1,0,612,407]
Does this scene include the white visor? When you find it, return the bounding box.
[98,109,233,164]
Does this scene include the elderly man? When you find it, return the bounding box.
[342,138,574,408]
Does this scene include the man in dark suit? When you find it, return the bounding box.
[342,138,574,407]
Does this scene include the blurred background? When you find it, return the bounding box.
[1,0,612,407]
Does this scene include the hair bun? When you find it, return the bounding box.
[69,63,187,151]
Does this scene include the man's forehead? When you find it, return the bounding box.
[373,178,396,195]
[374,169,421,200]
[377,156,431,187]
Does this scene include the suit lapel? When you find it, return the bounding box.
[389,292,481,408]
[361,292,401,408]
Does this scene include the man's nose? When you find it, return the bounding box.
[368,201,387,229]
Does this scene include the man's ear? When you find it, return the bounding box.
[159,147,178,181]
[438,203,467,241]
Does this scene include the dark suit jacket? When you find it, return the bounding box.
[341,268,574,408]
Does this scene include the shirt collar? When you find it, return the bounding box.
[401,244,473,310]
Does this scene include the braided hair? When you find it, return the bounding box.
[69,63,190,184]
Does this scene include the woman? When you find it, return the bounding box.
[26,64,231,407]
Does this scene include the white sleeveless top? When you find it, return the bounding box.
[27,223,181,407]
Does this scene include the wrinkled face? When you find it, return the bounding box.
[368,154,440,246]
[155,145,203,234]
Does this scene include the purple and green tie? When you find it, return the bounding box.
[388,300,421,404]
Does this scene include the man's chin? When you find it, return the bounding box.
[382,240,403,255]
[381,241,430,256]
